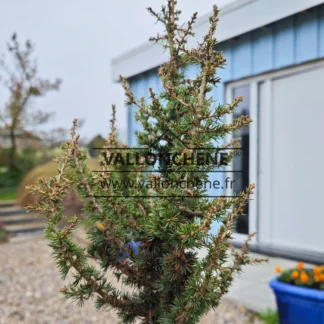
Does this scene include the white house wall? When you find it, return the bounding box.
[265,66,324,254]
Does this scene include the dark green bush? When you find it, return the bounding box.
[0,168,24,189]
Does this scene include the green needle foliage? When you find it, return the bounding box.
[27,1,265,323]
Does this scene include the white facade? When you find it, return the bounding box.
[226,60,324,261]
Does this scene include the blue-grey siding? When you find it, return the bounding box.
[128,4,324,147]
[126,4,324,235]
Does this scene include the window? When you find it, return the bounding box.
[232,85,250,235]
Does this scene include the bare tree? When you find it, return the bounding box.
[0,33,61,171]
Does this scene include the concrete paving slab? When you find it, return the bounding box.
[224,251,315,314]
[225,282,276,313]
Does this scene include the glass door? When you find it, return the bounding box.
[228,85,250,235]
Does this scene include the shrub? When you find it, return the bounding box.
[0,168,24,189]
[0,148,63,189]
[88,135,106,157]
[17,159,99,216]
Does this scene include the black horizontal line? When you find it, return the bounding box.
[93,148,144,150]
[92,170,243,173]
[92,147,243,150]
[92,195,249,198]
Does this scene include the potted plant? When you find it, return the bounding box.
[270,262,324,324]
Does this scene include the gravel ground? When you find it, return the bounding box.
[0,236,261,324]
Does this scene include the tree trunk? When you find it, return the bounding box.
[8,127,18,171]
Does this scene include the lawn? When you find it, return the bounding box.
[259,310,279,324]
[0,190,17,201]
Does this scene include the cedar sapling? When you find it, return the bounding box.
[27,1,265,323]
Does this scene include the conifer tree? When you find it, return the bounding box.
[27,2,264,323]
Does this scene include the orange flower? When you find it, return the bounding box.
[291,271,299,279]
[95,222,105,231]
[297,262,304,270]
[314,274,322,283]
[300,271,309,283]
[314,266,322,275]
[276,267,282,273]
[275,266,282,274]
[314,272,324,283]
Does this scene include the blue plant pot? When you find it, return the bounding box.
[117,241,140,261]
[269,278,324,324]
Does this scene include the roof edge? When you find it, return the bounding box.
[111,0,253,66]
[112,0,324,82]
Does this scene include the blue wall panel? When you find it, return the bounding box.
[151,69,162,93]
[184,63,200,80]
[131,76,143,147]
[129,3,324,148]
[128,79,136,147]
[128,69,163,146]
[212,83,225,106]
[129,3,324,129]
[295,10,319,63]
[218,44,233,83]
[232,34,253,80]
[273,17,295,69]
[252,27,274,75]
[319,6,324,57]
[126,3,324,237]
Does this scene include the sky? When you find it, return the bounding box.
[0,0,235,144]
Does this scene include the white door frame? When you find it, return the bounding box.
[225,58,324,246]
[225,82,258,245]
